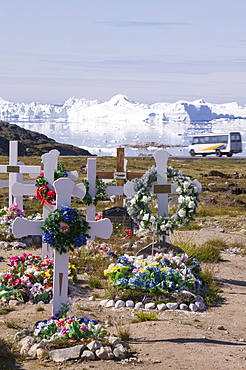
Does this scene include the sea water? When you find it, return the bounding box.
[8,118,246,157]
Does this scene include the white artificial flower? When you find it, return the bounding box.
[178,209,186,217]
[142,195,151,203]
[160,224,167,231]
[188,201,195,208]
[149,215,156,223]
[25,268,36,275]
[176,187,183,194]
[184,196,191,203]
[178,195,185,204]
[142,213,150,221]
[183,181,191,189]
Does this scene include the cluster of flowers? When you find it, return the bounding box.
[104,253,202,294]
[34,315,106,342]
[35,163,68,206]
[121,229,133,239]
[0,253,77,303]
[126,165,200,236]
[81,240,113,255]
[0,204,25,239]
[70,241,118,263]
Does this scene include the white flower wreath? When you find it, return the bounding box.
[125,165,200,236]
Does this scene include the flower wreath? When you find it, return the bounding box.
[35,164,68,205]
[125,165,200,236]
[81,176,107,206]
[41,206,90,254]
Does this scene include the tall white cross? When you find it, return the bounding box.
[12,176,113,315]
[12,149,78,258]
[86,157,125,239]
[124,149,201,242]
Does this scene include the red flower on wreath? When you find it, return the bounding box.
[36,184,56,206]
[35,165,67,206]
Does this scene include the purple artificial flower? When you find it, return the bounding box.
[80,326,89,332]
[61,327,70,335]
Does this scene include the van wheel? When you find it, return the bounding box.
[227,153,232,157]
[190,150,195,157]
[202,154,206,157]
[215,150,222,157]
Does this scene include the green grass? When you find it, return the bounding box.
[175,238,225,263]
[36,306,45,312]
[88,277,104,289]
[6,321,21,330]
[134,312,158,322]
[0,307,15,315]
[198,266,222,306]
[117,328,131,341]
[197,204,245,218]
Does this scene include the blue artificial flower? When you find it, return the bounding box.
[149,281,156,289]
[161,258,171,267]
[73,236,87,247]
[91,319,98,325]
[61,206,74,222]
[167,269,175,276]
[116,278,128,286]
[129,276,142,288]
[144,280,151,289]
[117,256,129,265]
[80,316,90,324]
[167,281,176,290]
[194,279,202,288]
[192,258,199,264]
[106,251,118,258]
[34,319,48,328]
[136,272,146,278]
[43,231,56,244]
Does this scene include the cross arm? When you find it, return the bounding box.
[12,218,44,238]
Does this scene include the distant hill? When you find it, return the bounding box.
[0,120,93,156]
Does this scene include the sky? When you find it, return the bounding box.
[1,0,246,105]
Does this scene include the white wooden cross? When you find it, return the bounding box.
[12,149,78,258]
[12,176,113,315]
[85,157,124,238]
[124,149,202,242]
[0,141,41,209]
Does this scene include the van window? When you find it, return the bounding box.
[192,137,199,144]
[219,135,228,143]
[231,134,241,142]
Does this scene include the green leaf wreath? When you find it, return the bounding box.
[81,176,107,206]
[125,165,200,236]
[41,206,90,254]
